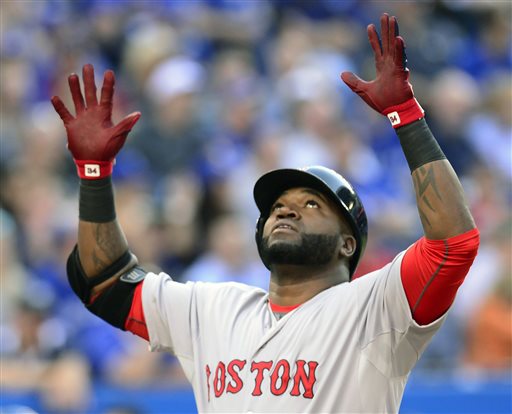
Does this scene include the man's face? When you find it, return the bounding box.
[260,187,348,266]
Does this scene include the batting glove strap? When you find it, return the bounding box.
[383,98,425,129]
[74,159,114,180]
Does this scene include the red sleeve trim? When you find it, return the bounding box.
[401,228,480,325]
[124,282,149,341]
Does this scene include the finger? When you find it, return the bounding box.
[51,96,74,123]
[380,13,390,56]
[341,72,377,110]
[341,72,367,93]
[83,64,98,107]
[390,15,397,39]
[68,73,85,114]
[394,36,408,69]
[389,15,398,61]
[112,111,141,136]
[100,70,115,107]
[367,24,382,58]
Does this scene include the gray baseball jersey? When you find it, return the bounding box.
[141,251,446,413]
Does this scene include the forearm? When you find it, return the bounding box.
[77,177,134,291]
[397,119,475,239]
[78,220,129,276]
[67,177,143,329]
[411,160,475,239]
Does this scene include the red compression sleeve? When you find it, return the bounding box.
[124,282,149,340]
[401,228,480,325]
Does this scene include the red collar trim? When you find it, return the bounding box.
[269,300,301,313]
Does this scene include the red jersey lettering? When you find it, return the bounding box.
[205,358,319,399]
[226,359,246,394]
[250,360,273,396]
[270,359,291,396]
[214,362,226,398]
[205,364,211,402]
[291,360,318,399]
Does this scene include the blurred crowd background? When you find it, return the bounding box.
[1,1,510,413]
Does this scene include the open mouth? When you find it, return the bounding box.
[272,222,297,233]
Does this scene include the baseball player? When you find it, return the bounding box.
[52,14,479,413]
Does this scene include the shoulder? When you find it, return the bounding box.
[144,271,267,307]
[351,250,407,287]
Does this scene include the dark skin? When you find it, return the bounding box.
[262,187,356,307]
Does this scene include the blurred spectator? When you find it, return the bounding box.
[462,273,512,374]
[467,72,512,181]
[461,220,512,375]
[128,56,210,178]
[423,68,481,176]
[0,277,91,413]
[121,19,180,90]
[0,209,29,324]
[156,171,205,277]
[182,213,267,288]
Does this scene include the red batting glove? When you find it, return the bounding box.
[341,13,424,129]
[51,64,141,179]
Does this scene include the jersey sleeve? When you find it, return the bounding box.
[353,251,448,379]
[140,273,268,386]
[140,272,195,361]
[401,228,480,325]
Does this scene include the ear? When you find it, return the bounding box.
[338,234,356,259]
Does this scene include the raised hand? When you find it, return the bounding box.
[341,13,424,128]
[51,64,141,178]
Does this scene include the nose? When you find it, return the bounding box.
[275,204,300,219]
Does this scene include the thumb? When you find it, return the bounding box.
[340,72,368,93]
[112,111,141,137]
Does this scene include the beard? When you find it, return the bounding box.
[260,233,340,267]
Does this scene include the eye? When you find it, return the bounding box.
[271,202,283,212]
[305,199,320,208]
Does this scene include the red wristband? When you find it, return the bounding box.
[74,159,114,179]
[383,98,425,129]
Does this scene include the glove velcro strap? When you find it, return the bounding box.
[74,159,114,179]
[383,98,425,129]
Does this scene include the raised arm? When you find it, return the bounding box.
[341,14,475,239]
[341,14,479,324]
[51,64,141,293]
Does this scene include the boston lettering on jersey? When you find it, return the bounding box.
[205,359,318,401]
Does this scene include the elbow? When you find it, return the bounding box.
[467,227,480,260]
[451,227,480,268]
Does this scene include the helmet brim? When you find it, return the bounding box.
[254,168,349,218]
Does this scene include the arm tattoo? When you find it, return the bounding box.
[91,223,126,272]
[417,207,432,228]
[416,165,442,200]
[413,165,443,229]
[92,250,109,270]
